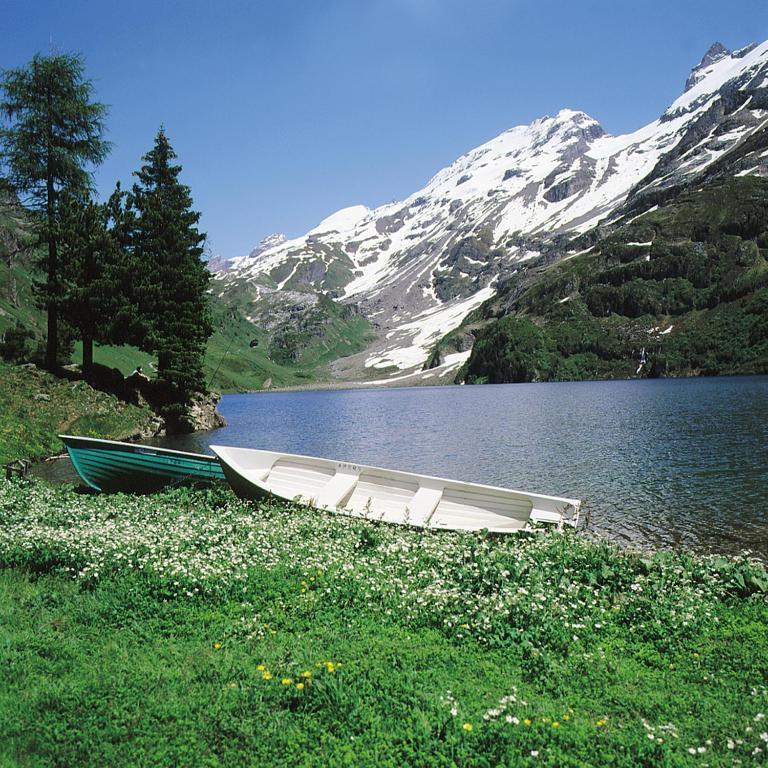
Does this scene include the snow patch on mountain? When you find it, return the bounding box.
[364,283,496,371]
[309,205,370,235]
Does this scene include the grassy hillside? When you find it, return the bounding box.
[206,279,375,391]
[200,291,373,392]
[1,252,373,392]
[0,480,766,767]
[0,259,42,338]
[0,361,155,464]
[447,177,768,384]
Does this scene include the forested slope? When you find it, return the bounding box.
[446,177,768,383]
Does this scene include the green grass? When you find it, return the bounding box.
[202,310,308,393]
[64,314,306,393]
[0,480,766,767]
[0,361,155,464]
[204,286,375,392]
[65,292,373,394]
[70,341,150,376]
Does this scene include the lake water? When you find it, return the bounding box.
[148,376,768,557]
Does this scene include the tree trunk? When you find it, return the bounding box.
[44,80,58,372]
[82,330,93,381]
[45,237,58,370]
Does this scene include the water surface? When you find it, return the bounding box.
[151,376,768,557]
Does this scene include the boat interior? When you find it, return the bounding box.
[212,446,578,532]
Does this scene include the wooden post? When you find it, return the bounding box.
[4,459,30,480]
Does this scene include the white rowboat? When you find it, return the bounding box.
[210,445,581,533]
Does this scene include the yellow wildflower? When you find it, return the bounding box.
[553,722,560,728]
[256,664,265,671]
[300,670,312,678]
[262,671,272,680]
[596,718,607,727]
[296,682,304,690]
[212,642,222,650]
[281,677,293,685]
[523,719,532,727]
[462,723,473,732]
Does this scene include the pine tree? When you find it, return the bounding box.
[57,189,121,379]
[127,128,212,416]
[102,183,149,349]
[0,53,109,370]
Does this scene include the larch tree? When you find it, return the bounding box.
[0,53,109,370]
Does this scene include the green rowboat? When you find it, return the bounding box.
[59,434,226,493]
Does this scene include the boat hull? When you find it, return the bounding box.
[59,435,226,493]
[211,445,580,534]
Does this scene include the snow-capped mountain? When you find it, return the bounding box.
[215,40,768,383]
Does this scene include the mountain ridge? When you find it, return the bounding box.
[214,39,768,386]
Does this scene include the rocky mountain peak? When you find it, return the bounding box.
[530,108,598,129]
[248,233,287,259]
[699,41,731,65]
[525,109,605,150]
[206,253,232,273]
[555,108,593,122]
[560,109,605,138]
[213,232,288,274]
[684,42,732,91]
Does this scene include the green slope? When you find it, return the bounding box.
[203,289,374,391]
[0,251,373,392]
[0,259,43,337]
[0,360,154,463]
[437,177,768,384]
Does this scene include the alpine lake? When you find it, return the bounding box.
[44,375,768,558]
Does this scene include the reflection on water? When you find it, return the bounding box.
[42,376,768,557]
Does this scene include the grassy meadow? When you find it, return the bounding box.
[0,361,155,465]
[1,479,766,767]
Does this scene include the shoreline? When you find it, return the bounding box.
[224,369,768,396]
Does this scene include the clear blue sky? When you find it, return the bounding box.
[3,0,768,258]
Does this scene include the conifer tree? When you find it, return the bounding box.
[127,128,212,417]
[57,189,121,379]
[0,53,109,370]
[102,183,148,348]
